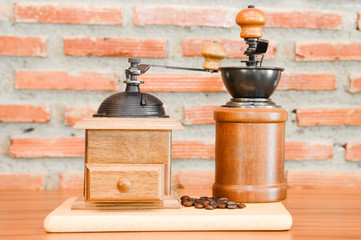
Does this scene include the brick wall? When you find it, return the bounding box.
[0,0,360,190]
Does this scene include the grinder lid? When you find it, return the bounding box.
[93,58,168,118]
[93,90,168,118]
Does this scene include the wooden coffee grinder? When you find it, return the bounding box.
[212,5,288,203]
[72,58,184,209]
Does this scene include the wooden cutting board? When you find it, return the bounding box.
[44,197,292,232]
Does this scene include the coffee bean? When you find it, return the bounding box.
[194,203,204,209]
[183,201,193,207]
[218,203,226,208]
[181,196,190,201]
[210,202,218,208]
[205,205,214,210]
[227,204,237,209]
[200,196,208,201]
[181,195,246,210]
[237,203,246,208]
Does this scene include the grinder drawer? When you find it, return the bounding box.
[86,164,164,202]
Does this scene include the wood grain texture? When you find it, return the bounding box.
[86,164,163,202]
[213,108,288,203]
[86,130,169,164]
[44,197,292,232]
[287,170,361,189]
[74,117,183,130]
[201,41,227,70]
[236,7,266,38]
[1,189,361,239]
[72,191,181,210]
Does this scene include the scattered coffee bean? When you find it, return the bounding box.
[227,204,237,209]
[205,205,214,210]
[180,195,246,210]
[237,203,246,208]
[183,201,193,207]
[194,203,204,209]
[181,196,190,201]
[210,202,218,208]
[218,203,226,209]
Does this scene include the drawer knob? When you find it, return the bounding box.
[117,178,131,193]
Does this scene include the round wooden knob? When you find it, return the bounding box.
[236,5,266,38]
[201,41,227,71]
[117,178,131,193]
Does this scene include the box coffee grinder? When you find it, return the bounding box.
[212,5,288,203]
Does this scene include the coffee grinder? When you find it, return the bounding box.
[212,5,288,203]
[43,5,293,232]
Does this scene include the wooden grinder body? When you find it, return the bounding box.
[213,107,288,203]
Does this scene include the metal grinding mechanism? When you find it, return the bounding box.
[93,42,227,118]
[212,5,289,203]
[219,5,284,108]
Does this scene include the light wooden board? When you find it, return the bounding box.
[44,197,293,232]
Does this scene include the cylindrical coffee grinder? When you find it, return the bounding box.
[212,6,288,203]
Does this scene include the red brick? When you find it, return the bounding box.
[63,36,167,58]
[65,106,97,126]
[278,73,337,91]
[183,105,218,125]
[172,140,215,159]
[0,173,45,190]
[297,108,361,126]
[15,70,118,91]
[0,104,50,123]
[295,42,361,61]
[14,2,122,25]
[287,170,361,189]
[0,36,47,57]
[357,13,361,30]
[139,73,225,92]
[345,142,361,161]
[182,38,277,59]
[349,73,361,93]
[177,170,214,189]
[9,137,85,158]
[134,5,233,28]
[265,10,342,30]
[184,106,361,127]
[171,139,332,160]
[285,141,333,160]
[60,172,83,190]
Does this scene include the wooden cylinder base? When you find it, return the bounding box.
[213,107,288,203]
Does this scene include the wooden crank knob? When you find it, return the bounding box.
[201,41,227,71]
[117,178,131,193]
[236,5,266,39]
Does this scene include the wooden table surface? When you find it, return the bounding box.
[0,188,360,240]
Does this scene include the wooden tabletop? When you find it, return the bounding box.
[1,189,360,240]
